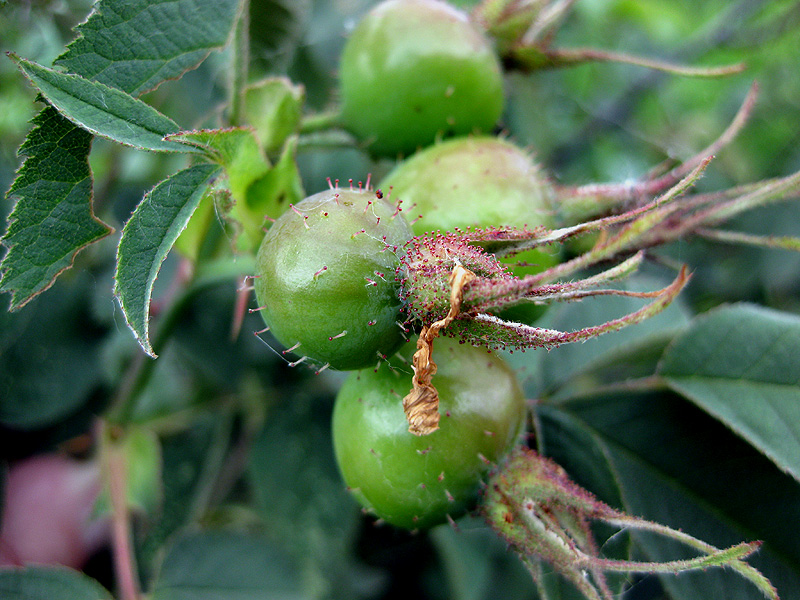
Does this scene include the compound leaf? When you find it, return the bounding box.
[115,164,222,357]
[1,0,241,309]
[11,55,200,154]
[659,304,800,483]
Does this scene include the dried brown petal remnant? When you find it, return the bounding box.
[403,264,475,435]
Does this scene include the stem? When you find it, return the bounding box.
[696,228,800,252]
[107,279,194,425]
[185,408,237,521]
[296,129,360,152]
[540,46,746,77]
[603,516,780,600]
[575,540,758,574]
[299,109,345,134]
[104,424,140,600]
[229,0,250,126]
[108,255,255,425]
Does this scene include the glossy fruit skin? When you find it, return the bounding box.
[340,0,504,157]
[332,338,526,529]
[254,188,412,371]
[382,135,558,322]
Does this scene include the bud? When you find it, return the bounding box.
[484,448,779,600]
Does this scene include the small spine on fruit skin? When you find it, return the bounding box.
[282,342,302,354]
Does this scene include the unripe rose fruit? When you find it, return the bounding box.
[382,136,559,322]
[339,0,504,157]
[332,338,526,529]
[253,187,413,371]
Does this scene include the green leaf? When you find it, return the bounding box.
[0,566,113,600]
[55,0,242,98]
[115,164,222,357]
[137,416,224,570]
[11,55,200,154]
[247,391,361,597]
[168,127,271,250]
[150,531,304,600]
[538,393,800,599]
[0,106,112,310]
[659,304,800,483]
[244,77,305,153]
[249,0,311,74]
[1,0,240,309]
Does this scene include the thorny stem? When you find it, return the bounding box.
[488,449,780,600]
[603,516,779,600]
[576,541,759,574]
[521,159,711,285]
[520,554,606,600]
[675,169,800,232]
[525,558,556,600]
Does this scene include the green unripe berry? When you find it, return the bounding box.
[332,338,526,529]
[340,0,504,157]
[254,187,412,370]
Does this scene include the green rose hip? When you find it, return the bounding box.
[339,0,504,157]
[332,338,527,529]
[382,135,560,322]
[382,136,555,235]
[253,187,412,371]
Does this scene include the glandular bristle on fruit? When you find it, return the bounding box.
[253,186,413,371]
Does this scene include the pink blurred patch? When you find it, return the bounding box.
[1,454,109,568]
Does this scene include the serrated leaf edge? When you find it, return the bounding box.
[0,114,114,311]
[56,0,244,98]
[113,164,222,358]
[9,53,199,154]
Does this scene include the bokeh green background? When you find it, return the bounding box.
[1,1,799,599]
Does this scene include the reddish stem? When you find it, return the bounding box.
[106,429,140,600]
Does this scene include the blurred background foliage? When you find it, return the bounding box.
[1,1,799,599]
